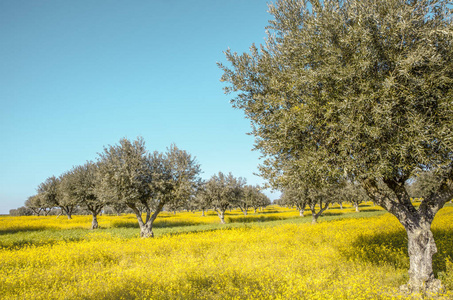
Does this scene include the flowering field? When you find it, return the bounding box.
[1,205,452,299]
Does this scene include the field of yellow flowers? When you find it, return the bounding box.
[1,204,452,299]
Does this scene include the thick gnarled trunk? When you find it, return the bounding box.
[362,176,453,294]
[130,202,165,238]
[401,225,442,294]
[139,221,154,238]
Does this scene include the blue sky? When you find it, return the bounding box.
[0,0,280,214]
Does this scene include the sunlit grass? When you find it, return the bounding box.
[0,204,451,299]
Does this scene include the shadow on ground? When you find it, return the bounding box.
[110,220,203,229]
[0,227,49,235]
[340,228,453,278]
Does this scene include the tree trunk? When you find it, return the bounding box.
[254,208,257,213]
[140,221,154,238]
[61,206,72,219]
[243,209,247,216]
[362,176,453,295]
[202,209,205,217]
[340,202,343,209]
[217,210,226,224]
[354,203,359,213]
[400,225,443,294]
[311,213,318,224]
[91,213,99,230]
[299,209,305,217]
[310,200,329,224]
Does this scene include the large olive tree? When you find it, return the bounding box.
[219,0,453,293]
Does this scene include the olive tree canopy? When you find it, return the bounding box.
[219,0,453,293]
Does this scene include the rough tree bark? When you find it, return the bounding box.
[91,212,99,230]
[363,176,453,294]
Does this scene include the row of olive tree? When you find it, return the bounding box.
[24,137,202,236]
[21,137,270,234]
[278,180,369,223]
[194,172,270,223]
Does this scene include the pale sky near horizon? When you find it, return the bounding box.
[0,0,281,214]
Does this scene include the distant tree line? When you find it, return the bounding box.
[12,137,270,237]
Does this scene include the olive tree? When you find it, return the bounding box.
[339,181,370,213]
[207,172,244,224]
[60,162,103,229]
[219,0,453,293]
[37,176,76,219]
[246,185,271,213]
[97,138,201,237]
[25,195,43,216]
[193,182,213,216]
[280,186,308,217]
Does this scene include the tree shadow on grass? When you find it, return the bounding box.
[0,234,84,250]
[226,215,287,223]
[321,211,343,216]
[360,208,383,212]
[110,220,203,229]
[340,228,453,276]
[0,227,49,235]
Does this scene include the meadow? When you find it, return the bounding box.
[1,204,452,299]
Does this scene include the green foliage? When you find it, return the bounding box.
[220,0,453,183]
[219,0,453,219]
[60,162,102,215]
